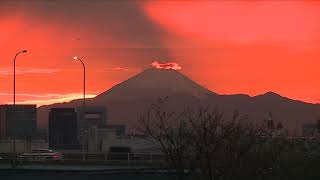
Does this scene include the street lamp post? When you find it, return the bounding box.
[73,56,87,153]
[13,50,27,105]
[73,56,86,107]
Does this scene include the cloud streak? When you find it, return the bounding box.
[151,61,182,70]
[0,68,59,76]
[104,67,142,71]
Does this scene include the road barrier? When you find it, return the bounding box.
[0,152,166,166]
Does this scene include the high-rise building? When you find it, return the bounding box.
[101,124,126,137]
[76,106,107,135]
[0,105,37,140]
[49,108,78,150]
[76,106,107,150]
[87,126,116,152]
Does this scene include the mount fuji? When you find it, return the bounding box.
[37,68,320,133]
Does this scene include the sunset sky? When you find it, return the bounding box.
[1,1,320,106]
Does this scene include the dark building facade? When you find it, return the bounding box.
[103,125,126,137]
[76,106,107,136]
[49,108,78,150]
[0,105,37,140]
[76,106,107,150]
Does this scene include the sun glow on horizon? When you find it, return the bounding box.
[5,93,97,107]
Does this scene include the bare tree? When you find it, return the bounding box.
[138,99,291,180]
[185,108,271,180]
[186,107,224,180]
[138,99,196,180]
[219,110,265,180]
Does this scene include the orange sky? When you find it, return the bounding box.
[1,1,320,105]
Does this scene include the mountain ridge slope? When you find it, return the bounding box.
[37,68,320,133]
